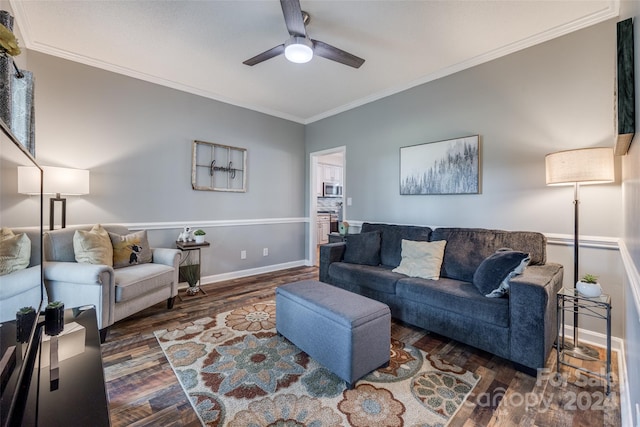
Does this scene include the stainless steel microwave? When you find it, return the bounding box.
[323,182,342,197]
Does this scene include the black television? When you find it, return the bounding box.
[0,119,44,427]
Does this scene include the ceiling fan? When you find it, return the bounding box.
[243,0,365,69]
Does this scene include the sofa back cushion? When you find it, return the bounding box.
[343,231,381,266]
[361,223,432,267]
[44,224,129,263]
[431,227,547,282]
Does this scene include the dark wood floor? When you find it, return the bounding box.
[102,266,621,426]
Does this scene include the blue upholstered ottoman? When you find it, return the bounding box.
[276,280,391,388]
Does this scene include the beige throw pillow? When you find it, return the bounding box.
[0,228,31,275]
[392,239,447,280]
[73,224,113,266]
[109,230,152,268]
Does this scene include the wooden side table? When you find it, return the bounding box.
[176,241,210,297]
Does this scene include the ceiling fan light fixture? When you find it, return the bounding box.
[284,36,313,63]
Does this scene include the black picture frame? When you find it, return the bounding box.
[615,18,635,155]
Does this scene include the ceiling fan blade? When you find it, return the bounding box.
[312,40,365,69]
[243,44,285,66]
[280,0,307,37]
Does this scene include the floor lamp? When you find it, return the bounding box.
[545,147,614,358]
[18,166,90,229]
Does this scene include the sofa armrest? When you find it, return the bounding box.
[43,261,116,330]
[152,248,180,269]
[319,242,346,283]
[0,265,42,301]
[508,262,564,370]
[44,261,114,286]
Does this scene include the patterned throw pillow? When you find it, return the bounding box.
[73,224,113,266]
[0,228,31,275]
[392,239,447,280]
[109,230,152,268]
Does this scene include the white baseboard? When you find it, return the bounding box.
[199,260,308,285]
[561,324,622,352]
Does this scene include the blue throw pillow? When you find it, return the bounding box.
[343,231,381,266]
[473,249,531,297]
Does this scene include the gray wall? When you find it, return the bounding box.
[619,2,640,425]
[25,51,306,278]
[306,19,626,336]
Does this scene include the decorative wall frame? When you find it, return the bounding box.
[400,135,480,195]
[615,18,635,156]
[191,140,247,192]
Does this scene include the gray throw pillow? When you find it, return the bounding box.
[473,249,530,297]
[343,231,381,266]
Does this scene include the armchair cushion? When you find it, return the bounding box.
[73,224,113,266]
[0,228,31,275]
[114,263,175,303]
[109,230,152,268]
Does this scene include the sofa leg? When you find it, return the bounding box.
[99,327,109,344]
[167,296,176,309]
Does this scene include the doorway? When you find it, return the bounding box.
[309,146,346,266]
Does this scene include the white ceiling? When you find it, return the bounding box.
[10,1,618,124]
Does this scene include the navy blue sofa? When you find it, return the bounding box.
[319,223,564,373]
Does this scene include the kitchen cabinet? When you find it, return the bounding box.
[317,214,330,244]
[317,163,343,196]
[323,164,342,183]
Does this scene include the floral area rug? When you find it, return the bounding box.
[154,301,480,427]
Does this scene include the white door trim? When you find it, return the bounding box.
[309,146,346,266]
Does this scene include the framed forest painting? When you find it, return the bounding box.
[400,135,480,195]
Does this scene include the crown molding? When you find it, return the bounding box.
[10,0,619,125]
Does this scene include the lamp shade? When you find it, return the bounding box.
[545,147,614,186]
[18,166,90,195]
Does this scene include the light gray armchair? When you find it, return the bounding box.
[43,225,180,341]
[0,227,47,323]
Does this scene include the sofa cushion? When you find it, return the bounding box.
[343,231,381,266]
[431,228,546,282]
[396,277,510,327]
[109,230,152,268]
[73,224,113,266]
[361,223,432,267]
[474,250,531,297]
[114,263,174,302]
[328,262,404,294]
[392,239,446,280]
[0,228,31,275]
